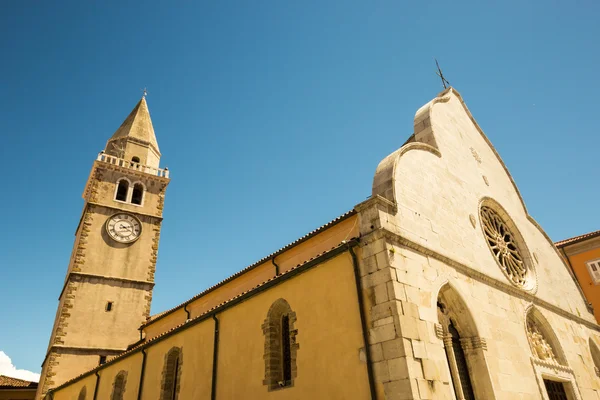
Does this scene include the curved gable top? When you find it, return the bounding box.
[371,87,592,319]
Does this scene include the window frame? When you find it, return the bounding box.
[586,259,600,284]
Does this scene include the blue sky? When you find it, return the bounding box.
[1,1,598,376]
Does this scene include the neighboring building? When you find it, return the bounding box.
[556,230,600,324]
[0,375,38,400]
[39,88,600,400]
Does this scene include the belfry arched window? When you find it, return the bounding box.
[131,183,144,205]
[111,371,127,400]
[115,179,129,202]
[160,347,182,400]
[131,156,140,164]
[262,299,299,391]
[78,386,87,400]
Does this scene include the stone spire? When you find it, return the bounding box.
[105,96,161,169]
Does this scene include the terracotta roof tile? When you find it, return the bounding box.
[0,375,38,388]
[555,229,600,248]
[144,210,356,325]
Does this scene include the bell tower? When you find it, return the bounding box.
[36,96,170,399]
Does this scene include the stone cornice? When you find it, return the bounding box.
[86,201,164,220]
[40,345,126,369]
[57,272,154,301]
[365,227,600,332]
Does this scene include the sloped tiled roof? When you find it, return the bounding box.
[0,375,38,388]
[555,229,600,248]
[52,239,358,392]
[144,210,356,326]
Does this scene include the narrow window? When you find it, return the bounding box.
[99,355,107,365]
[106,301,113,312]
[111,371,127,400]
[171,356,180,400]
[131,183,144,205]
[160,347,182,400]
[78,386,87,400]
[262,299,298,391]
[116,180,129,202]
[281,315,292,384]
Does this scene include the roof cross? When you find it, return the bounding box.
[435,59,450,89]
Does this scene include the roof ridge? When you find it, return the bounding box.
[555,229,600,247]
[50,239,358,392]
[144,209,356,325]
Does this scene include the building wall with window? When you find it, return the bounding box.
[42,88,600,400]
[49,251,372,400]
[556,232,600,324]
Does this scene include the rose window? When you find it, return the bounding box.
[480,206,528,287]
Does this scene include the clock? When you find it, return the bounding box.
[105,213,142,243]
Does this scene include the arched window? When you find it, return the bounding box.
[131,183,144,205]
[131,156,140,164]
[160,347,182,400]
[262,299,298,391]
[115,179,129,202]
[111,371,127,400]
[78,386,87,400]
[436,283,494,400]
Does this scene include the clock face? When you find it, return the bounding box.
[105,213,142,243]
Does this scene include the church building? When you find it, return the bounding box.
[38,88,600,400]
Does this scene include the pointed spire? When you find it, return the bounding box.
[107,97,160,154]
[105,96,161,168]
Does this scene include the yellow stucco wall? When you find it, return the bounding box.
[95,352,143,400]
[143,215,359,340]
[566,245,600,323]
[51,248,370,400]
[52,373,96,400]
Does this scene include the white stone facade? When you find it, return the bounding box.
[357,88,600,399]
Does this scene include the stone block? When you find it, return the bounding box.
[382,338,409,360]
[374,316,394,327]
[388,357,410,381]
[421,359,439,380]
[387,280,407,301]
[404,286,421,304]
[363,268,395,289]
[373,360,390,382]
[370,343,384,362]
[418,306,437,322]
[412,339,427,359]
[398,315,421,340]
[416,378,433,399]
[383,379,419,400]
[401,301,419,319]
[374,283,390,304]
[370,323,397,344]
